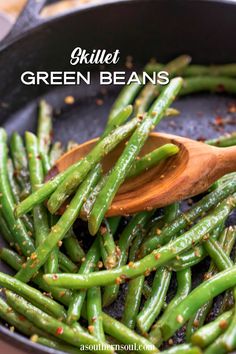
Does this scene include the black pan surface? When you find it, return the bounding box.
[0,0,235,353]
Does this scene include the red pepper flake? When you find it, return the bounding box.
[154,252,161,260]
[115,277,122,285]
[18,315,26,321]
[214,116,224,126]
[96,99,104,106]
[100,226,107,236]
[52,274,59,280]
[228,103,236,113]
[219,319,228,330]
[64,96,75,105]
[30,252,37,260]
[144,268,151,276]
[55,327,64,336]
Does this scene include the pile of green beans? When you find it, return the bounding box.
[0,57,235,354]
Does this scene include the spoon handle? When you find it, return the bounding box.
[215,145,236,174]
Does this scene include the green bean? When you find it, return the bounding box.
[25,132,49,247]
[47,117,140,215]
[45,247,59,273]
[25,131,57,272]
[209,173,236,192]
[67,238,100,323]
[101,312,158,354]
[3,252,156,354]
[0,211,14,245]
[140,178,236,257]
[1,253,154,354]
[204,232,236,354]
[163,202,180,224]
[149,268,192,346]
[159,263,236,341]
[203,236,233,269]
[142,281,152,299]
[146,62,236,77]
[191,310,233,348]
[204,310,236,354]
[58,251,78,273]
[89,77,183,235]
[170,222,224,271]
[127,144,179,179]
[102,105,133,138]
[170,246,206,271]
[37,100,53,173]
[0,296,46,337]
[159,344,202,354]
[0,247,24,269]
[81,144,178,220]
[0,129,34,256]
[186,302,213,344]
[128,229,144,262]
[44,194,236,289]
[103,211,152,307]
[0,247,73,307]
[99,217,120,269]
[7,159,21,202]
[122,275,144,330]
[166,268,192,313]
[63,228,85,263]
[114,214,161,327]
[0,272,66,319]
[36,336,85,354]
[16,118,138,218]
[87,286,105,342]
[123,212,156,330]
[45,215,59,274]
[108,83,141,125]
[180,76,236,96]
[5,291,114,354]
[206,132,236,147]
[7,159,33,233]
[81,175,108,220]
[185,225,235,341]
[15,164,101,283]
[134,56,190,115]
[49,141,64,166]
[134,204,179,334]
[218,226,236,313]
[137,267,171,333]
[9,132,31,198]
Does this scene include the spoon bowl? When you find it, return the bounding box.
[47,132,236,216]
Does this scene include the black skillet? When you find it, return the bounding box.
[0,0,235,352]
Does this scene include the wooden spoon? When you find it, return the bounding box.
[47,132,236,216]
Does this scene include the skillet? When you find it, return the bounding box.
[0,0,235,352]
